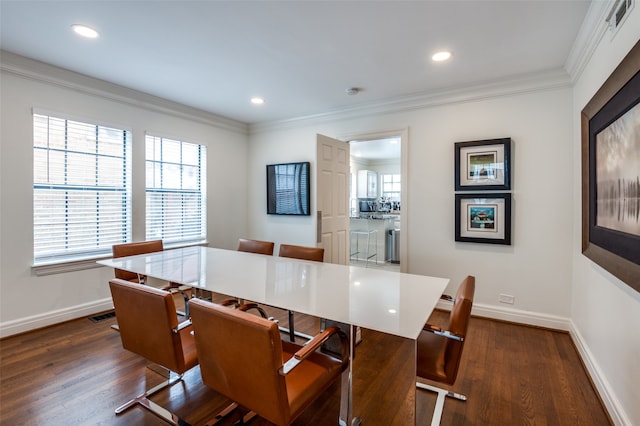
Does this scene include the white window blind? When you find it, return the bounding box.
[145,135,207,244]
[33,114,131,265]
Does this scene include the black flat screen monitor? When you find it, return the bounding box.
[266,162,310,215]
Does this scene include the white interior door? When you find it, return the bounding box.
[316,134,350,264]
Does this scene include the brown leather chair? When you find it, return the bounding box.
[112,240,192,316]
[237,238,275,255]
[416,275,475,425]
[112,240,164,283]
[278,244,325,341]
[278,243,324,262]
[189,298,348,426]
[108,278,198,425]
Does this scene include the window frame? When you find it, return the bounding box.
[381,173,401,200]
[32,111,132,273]
[145,134,207,246]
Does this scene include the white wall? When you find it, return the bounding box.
[570,6,640,425]
[249,86,574,322]
[0,55,249,336]
[247,127,319,249]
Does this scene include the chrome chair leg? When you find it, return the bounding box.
[204,402,239,426]
[179,289,190,317]
[278,310,313,342]
[139,397,190,425]
[234,410,258,425]
[115,373,189,425]
[339,325,361,426]
[416,381,467,426]
[278,324,313,341]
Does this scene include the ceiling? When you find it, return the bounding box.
[0,1,592,125]
[351,138,401,160]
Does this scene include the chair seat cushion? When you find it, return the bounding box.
[416,329,450,383]
[281,341,343,420]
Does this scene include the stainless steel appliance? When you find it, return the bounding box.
[386,228,400,263]
[359,200,374,212]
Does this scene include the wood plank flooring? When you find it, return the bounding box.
[0,298,611,425]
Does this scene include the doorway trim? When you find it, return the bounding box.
[340,127,409,272]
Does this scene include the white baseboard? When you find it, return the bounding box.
[436,300,573,330]
[569,322,630,426]
[0,298,114,338]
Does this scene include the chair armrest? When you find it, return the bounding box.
[423,323,464,341]
[237,302,269,319]
[173,319,192,333]
[279,326,347,375]
[221,299,240,308]
[440,294,455,303]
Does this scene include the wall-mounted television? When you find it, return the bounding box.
[266,162,310,215]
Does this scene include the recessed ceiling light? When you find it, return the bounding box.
[432,51,452,62]
[251,97,265,105]
[71,24,99,39]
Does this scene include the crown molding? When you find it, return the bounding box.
[0,50,248,135]
[564,0,612,84]
[250,68,573,134]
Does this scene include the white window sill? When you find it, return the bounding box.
[32,240,208,276]
[32,256,109,276]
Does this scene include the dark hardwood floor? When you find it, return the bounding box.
[0,296,611,425]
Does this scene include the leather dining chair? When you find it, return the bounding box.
[278,244,325,342]
[112,240,192,316]
[112,239,164,283]
[416,275,475,426]
[189,298,349,426]
[278,243,324,262]
[237,238,275,255]
[108,278,198,425]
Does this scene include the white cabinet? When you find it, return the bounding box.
[357,170,377,198]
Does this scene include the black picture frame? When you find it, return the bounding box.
[581,40,640,292]
[266,162,311,216]
[455,193,512,245]
[454,138,511,191]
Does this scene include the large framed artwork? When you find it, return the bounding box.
[455,193,511,245]
[454,138,511,191]
[581,40,640,292]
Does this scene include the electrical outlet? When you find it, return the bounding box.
[499,294,515,304]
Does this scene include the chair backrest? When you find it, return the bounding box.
[189,298,291,425]
[108,278,196,374]
[237,238,275,255]
[442,275,475,383]
[278,244,324,262]
[112,240,164,281]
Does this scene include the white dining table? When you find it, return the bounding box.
[98,245,449,425]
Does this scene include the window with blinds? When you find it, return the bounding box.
[145,135,207,244]
[33,113,132,265]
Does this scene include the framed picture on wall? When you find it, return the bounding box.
[581,40,640,292]
[455,138,511,191]
[455,193,512,245]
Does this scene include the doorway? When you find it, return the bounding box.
[348,134,403,272]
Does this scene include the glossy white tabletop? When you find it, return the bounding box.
[98,246,449,340]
